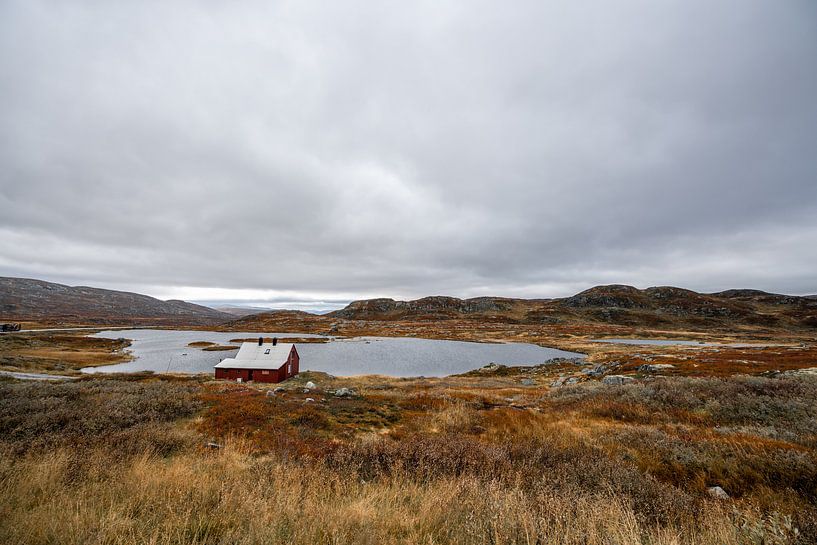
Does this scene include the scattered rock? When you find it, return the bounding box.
[782,367,817,377]
[707,486,730,500]
[265,390,276,397]
[565,377,580,385]
[521,378,535,386]
[334,387,355,398]
[478,363,506,373]
[305,381,317,389]
[542,357,586,366]
[602,375,636,386]
[304,398,315,403]
[638,363,676,373]
[205,442,222,449]
[303,388,311,393]
[273,387,285,393]
[550,376,566,388]
[581,364,608,377]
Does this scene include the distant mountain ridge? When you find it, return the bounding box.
[0,277,231,326]
[318,284,817,329]
[4,276,815,330]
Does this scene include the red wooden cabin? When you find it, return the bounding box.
[214,337,299,383]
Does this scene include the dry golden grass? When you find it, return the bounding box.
[0,442,785,545]
[1,373,815,544]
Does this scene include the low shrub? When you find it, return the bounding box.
[0,378,201,454]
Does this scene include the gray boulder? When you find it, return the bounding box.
[550,376,580,388]
[478,363,507,373]
[334,387,355,398]
[602,375,635,386]
[305,381,318,389]
[707,486,729,500]
[265,390,276,397]
[581,364,608,377]
[638,363,676,373]
[521,378,535,386]
[304,397,315,403]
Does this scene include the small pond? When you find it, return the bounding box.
[83,329,585,377]
[591,338,773,348]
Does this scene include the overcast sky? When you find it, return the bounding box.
[1,1,816,310]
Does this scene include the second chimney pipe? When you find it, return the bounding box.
[258,337,263,346]
[273,337,278,346]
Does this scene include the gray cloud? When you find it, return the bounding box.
[1,0,816,304]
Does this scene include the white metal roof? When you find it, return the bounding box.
[214,342,295,369]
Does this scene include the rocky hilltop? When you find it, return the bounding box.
[328,296,533,320]
[0,277,231,326]
[317,284,817,330]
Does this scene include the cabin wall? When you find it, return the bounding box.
[277,347,300,381]
[215,367,282,383]
[291,349,300,376]
[215,368,251,382]
[254,369,280,383]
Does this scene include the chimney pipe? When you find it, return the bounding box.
[273,337,278,346]
[258,337,263,346]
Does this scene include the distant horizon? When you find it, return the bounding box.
[4,275,815,314]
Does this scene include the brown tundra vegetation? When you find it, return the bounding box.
[1,367,816,545]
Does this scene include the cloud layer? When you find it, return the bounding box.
[1,0,816,304]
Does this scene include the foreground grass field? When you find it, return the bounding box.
[1,370,815,544]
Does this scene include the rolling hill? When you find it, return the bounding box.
[0,277,231,326]
[226,284,817,332]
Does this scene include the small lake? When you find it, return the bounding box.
[83,329,585,377]
[591,338,774,348]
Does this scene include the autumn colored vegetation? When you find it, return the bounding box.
[1,369,815,544]
[0,332,131,374]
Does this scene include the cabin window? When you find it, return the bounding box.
[264,349,270,354]
[262,370,269,375]
[287,363,291,373]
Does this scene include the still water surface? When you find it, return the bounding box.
[83,329,585,377]
[591,338,773,347]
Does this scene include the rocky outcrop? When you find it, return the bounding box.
[602,375,636,386]
[328,296,518,320]
[638,363,676,373]
[562,285,645,309]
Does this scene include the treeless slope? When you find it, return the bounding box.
[318,285,817,330]
[0,277,231,326]
[327,296,543,322]
[220,310,334,334]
